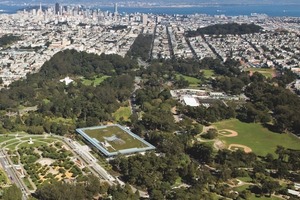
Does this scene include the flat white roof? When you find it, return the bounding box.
[60,76,73,85]
[288,189,300,197]
[183,96,200,107]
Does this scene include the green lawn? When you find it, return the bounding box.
[196,124,204,133]
[2,138,20,147]
[7,140,48,150]
[234,184,249,192]
[249,194,282,200]
[173,177,182,187]
[83,126,148,151]
[211,193,220,200]
[38,138,61,143]
[23,177,34,190]
[0,170,8,185]
[0,136,15,143]
[49,117,74,124]
[234,185,283,200]
[43,99,51,104]
[81,75,110,86]
[213,119,300,156]
[236,176,253,182]
[245,68,275,79]
[201,69,215,78]
[176,74,201,87]
[113,106,131,122]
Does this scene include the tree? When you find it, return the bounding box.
[186,23,262,37]
[188,143,213,163]
[99,181,110,194]
[150,189,164,200]
[277,163,289,179]
[275,146,286,161]
[261,180,281,196]
[219,165,232,181]
[240,190,251,199]
[35,182,86,200]
[85,175,100,197]
[127,34,153,60]
[202,128,218,139]
[2,184,22,200]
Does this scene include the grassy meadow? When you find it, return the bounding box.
[213,119,300,156]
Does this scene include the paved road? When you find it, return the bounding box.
[0,134,116,187]
[0,150,28,200]
[63,138,115,184]
[0,134,149,198]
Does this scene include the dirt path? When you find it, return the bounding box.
[214,139,226,151]
[171,106,177,114]
[171,107,181,123]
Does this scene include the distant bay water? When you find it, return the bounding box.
[0,4,300,17]
[101,4,300,17]
[0,5,24,14]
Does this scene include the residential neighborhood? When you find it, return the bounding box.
[0,5,299,86]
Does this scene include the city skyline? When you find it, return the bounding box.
[1,0,300,6]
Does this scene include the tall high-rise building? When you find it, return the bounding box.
[114,3,118,15]
[142,14,148,25]
[38,2,43,15]
[55,3,59,15]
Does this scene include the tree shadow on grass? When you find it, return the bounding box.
[262,123,283,134]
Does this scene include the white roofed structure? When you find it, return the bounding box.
[60,76,73,85]
[182,95,200,107]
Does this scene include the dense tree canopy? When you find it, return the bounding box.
[186,23,262,37]
[127,34,153,60]
[0,46,299,200]
[2,184,22,200]
[0,34,21,47]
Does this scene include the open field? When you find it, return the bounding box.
[0,136,15,143]
[83,126,148,151]
[201,69,215,78]
[113,106,131,122]
[81,75,110,86]
[5,139,55,150]
[245,68,275,79]
[213,119,300,156]
[176,73,201,87]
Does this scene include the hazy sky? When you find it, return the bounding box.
[0,0,299,5]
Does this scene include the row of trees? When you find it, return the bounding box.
[0,34,20,47]
[127,34,153,60]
